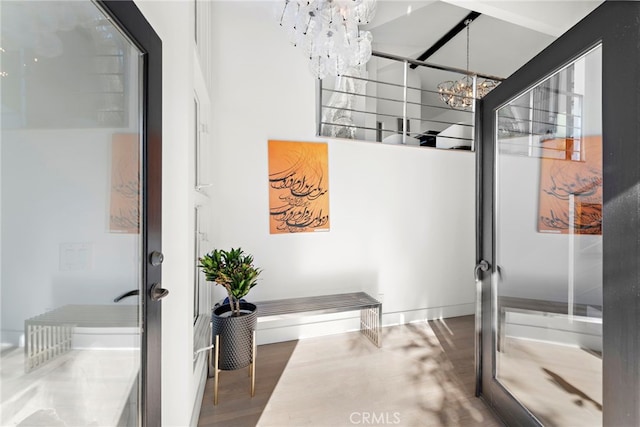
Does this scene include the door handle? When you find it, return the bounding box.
[150,283,169,301]
[115,285,168,302]
[474,260,491,281]
[473,259,490,397]
[114,289,139,302]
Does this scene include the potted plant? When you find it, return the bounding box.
[198,247,261,371]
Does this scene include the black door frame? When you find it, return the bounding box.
[95,2,163,426]
[477,2,640,425]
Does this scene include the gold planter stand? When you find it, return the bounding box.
[212,331,256,405]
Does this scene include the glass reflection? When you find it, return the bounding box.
[495,45,603,426]
[1,1,142,426]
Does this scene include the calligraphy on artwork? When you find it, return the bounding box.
[538,136,602,235]
[268,140,330,234]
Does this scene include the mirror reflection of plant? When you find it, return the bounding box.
[198,247,261,316]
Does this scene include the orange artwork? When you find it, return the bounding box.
[110,133,140,233]
[538,136,602,235]
[268,140,330,234]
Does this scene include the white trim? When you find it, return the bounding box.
[190,354,209,427]
[256,303,474,345]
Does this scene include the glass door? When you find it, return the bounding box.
[495,46,603,426]
[477,2,640,426]
[0,1,162,425]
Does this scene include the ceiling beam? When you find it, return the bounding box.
[410,11,480,69]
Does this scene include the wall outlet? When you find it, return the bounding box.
[59,242,92,271]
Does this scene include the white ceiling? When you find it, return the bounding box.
[364,0,604,80]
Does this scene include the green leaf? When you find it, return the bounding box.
[197,247,262,302]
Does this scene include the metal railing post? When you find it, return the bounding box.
[402,60,408,144]
[316,79,323,136]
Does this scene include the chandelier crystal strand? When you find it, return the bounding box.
[279,0,376,79]
[438,19,498,110]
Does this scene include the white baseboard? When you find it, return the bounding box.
[256,303,474,345]
[505,310,602,351]
[1,330,23,347]
[1,327,140,349]
[72,327,139,349]
[382,303,475,327]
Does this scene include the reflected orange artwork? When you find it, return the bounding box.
[110,133,140,233]
[538,136,602,235]
[268,140,330,234]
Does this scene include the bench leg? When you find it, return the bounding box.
[359,306,382,347]
[498,307,506,353]
[377,305,382,347]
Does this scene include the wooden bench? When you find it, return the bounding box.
[255,291,382,347]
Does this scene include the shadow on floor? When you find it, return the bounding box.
[198,340,298,427]
[198,317,502,427]
[542,367,602,412]
[429,316,476,395]
[394,316,500,426]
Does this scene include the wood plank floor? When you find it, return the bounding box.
[198,315,503,427]
[498,337,602,427]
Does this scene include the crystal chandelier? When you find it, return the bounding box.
[438,19,497,110]
[278,0,376,79]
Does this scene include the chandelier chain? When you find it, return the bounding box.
[466,19,470,74]
[437,17,498,110]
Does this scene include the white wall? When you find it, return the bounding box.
[210,1,477,343]
[1,130,140,344]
